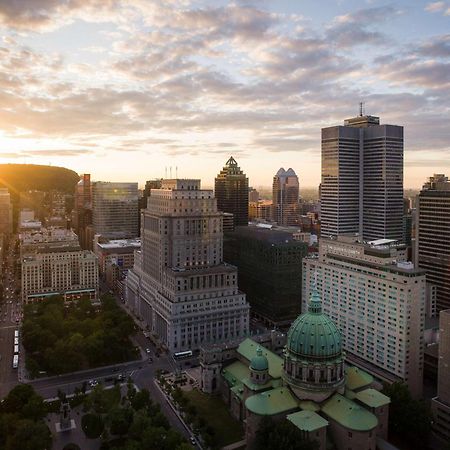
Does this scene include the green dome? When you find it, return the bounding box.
[287,289,342,360]
[250,347,269,371]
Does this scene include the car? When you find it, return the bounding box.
[145,348,151,354]
[190,437,196,445]
[88,379,98,387]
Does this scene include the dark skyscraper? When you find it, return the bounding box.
[417,174,450,312]
[321,112,403,241]
[215,156,249,227]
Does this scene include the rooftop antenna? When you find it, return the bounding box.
[175,166,178,178]
[170,166,172,178]
[359,101,365,117]
[165,167,167,178]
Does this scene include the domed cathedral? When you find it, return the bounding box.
[199,287,391,450]
[283,288,345,402]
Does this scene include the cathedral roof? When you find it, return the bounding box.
[286,288,342,360]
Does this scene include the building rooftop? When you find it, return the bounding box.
[245,387,298,416]
[322,394,378,431]
[230,225,304,245]
[237,338,283,379]
[345,366,373,391]
[222,361,250,388]
[355,388,390,409]
[97,238,141,250]
[287,410,328,432]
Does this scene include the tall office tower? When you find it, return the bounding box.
[126,179,250,353]
[431,309,450,444]
[0,188,13,235]
[303,236,425,399]
[417,174,450,312]
[73,174,93,249]
[92,182,139,240]
[215,157,249,227]
[321,112,403,241]
[272,168,300,226]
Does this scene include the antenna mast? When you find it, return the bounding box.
[359,101,365,117]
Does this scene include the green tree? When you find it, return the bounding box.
[5,419,51,450]
[81,413,104,439]
[130,389,152,412]
[382,382,431,449]
[108,407,133,436]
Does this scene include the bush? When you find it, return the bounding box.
[81,413,104,439]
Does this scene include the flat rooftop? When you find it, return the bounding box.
[97,238,141,250]
[230,225,304,245]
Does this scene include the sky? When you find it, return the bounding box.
[0,0,449,189]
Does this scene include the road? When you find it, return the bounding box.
[0,235,21,398]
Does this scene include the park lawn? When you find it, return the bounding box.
[185,389,244,448]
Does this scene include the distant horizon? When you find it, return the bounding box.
[0,161,430,192]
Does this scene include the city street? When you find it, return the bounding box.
[0,235,21,398]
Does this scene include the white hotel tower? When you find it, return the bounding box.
[126,179,250,353]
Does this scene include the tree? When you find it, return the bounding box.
[81,413,104,439]
[253,417,319,450]
[108,407,133,436]
[5,419,52,450]
[382,382,432,449]
[130,389,152,412]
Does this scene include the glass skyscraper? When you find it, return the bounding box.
[321,113,403,241]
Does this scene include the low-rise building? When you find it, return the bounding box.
[22,251,98,303]
[20,227,98,303]
[94,236,141,291]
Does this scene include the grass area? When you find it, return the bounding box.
[185,389,244,448]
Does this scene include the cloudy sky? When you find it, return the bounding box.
[0,0,449,189]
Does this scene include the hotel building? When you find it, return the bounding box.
[303,236,425,398]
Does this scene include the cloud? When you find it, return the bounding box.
[0,0,448,182]
[0,0,128,31]
[425,1,446,12]
[418,34,450,57]
[326,6,401,48]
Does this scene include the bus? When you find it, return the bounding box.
[12,355,18,369]
[174,350,193,359]
[14,330,19,338]
[14,345,19,354]
[14,337,19,345]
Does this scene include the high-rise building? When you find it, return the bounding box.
[248,188,259,203]
[126,179,250,353]
[73,174,93,249]
[431,309,450,444]
[215,157,249,227]
[224,225,308,326]
[417,174,450,312]
[321,113,403,241]
[0,188,13,235]
[272,168,300,226]
[92,182,139,240]
[303,236,425,399]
